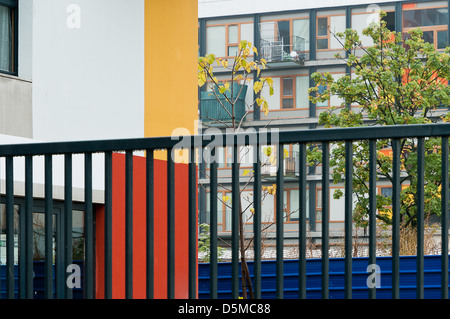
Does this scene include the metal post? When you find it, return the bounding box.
[321,143,329,299]
[344,141,353,299]
[392,139,401,299]
[276,144,285,299]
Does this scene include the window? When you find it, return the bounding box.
[0,3,16,74]
[402,2,448,50]
[293,18,310,52]
[281,77,294,109]
[351,6,396,48]
[316,10,346,57]
[283,189,302,221]
[380,187,393,198]
[317,17,329,49]
[206,20,254,57]
[314,68,346,114]
[259,14,310,62]
[228,24,239,56]
[263,73,309,111]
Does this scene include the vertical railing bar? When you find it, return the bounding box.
[231,141,240,299]
[188,146,197,299]
[321,142,329,299]
[0,157,2,299]
[125,150,133,299]
[84,153,94,299]
[298,143,307,299]
[209,147,218,299]
[368,140,377,299]
[104,151,113,299]
[416,138,425,299]
[19,169,26,299]
[392,139,401,299]
[253,141,262,299]
[25,155,34,299]
[344,141,353,299]
[441,136,449,300]
[147,150,155,299]
[5,156,14,299]
[276,144,284,299]
[64,153,73,299]
[167,148,175,299]
[44,154,53,299]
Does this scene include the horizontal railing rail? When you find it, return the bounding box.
[0,123,449,156]
[0,123,448,299]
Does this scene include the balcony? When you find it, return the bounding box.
[200,83,248,124]
[261,151,299,179]
[260,36,307,67]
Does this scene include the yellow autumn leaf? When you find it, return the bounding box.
[263,100,269,116]
[263,146,272,156]
[243,169,250,176]
[223,195,230,203]
[284,149,289,159]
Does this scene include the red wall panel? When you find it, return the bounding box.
[95,153,197,298]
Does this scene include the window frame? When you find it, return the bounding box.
[314,70,346,110]
[260,73,310,112]
[281,76,295,109]
[205,21,254,59]
[259,16,310,55]
[315,12,346,52]
[350,9,396,49]
[0,0,18,75]
[402,2,449,51]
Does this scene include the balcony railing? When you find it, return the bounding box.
[260,36,308,64]
[0,123,449,299]
[261,151,299,178]
[200,84,247,124]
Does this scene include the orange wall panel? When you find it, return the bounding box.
[95,153,197,299]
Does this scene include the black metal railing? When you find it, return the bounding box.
[0,123,449,299]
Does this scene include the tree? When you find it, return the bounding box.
[198,40,277,298]
[309,11,450,229]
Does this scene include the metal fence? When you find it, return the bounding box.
[0,123,449,299]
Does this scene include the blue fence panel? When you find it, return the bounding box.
[198,255,450,299]
[0,261,84,299]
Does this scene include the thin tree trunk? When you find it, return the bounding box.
[239,201,254,299]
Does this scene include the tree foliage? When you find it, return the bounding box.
[309,12,450,228]
[198,40,274,130]
[197,40,276,299]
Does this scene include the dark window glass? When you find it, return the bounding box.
[403,8,448,28]
[283,78,293,96]
[282,98,294,109]
[437,30,448,49]
[277,20,291,48]
[317,38,328,50]
[317,17,328,36]
[382,11,396,32]
[381,187,393,198]
[423,30,434,45]
[0,5,13,73]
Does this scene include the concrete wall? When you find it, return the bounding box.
[0,75,32,138]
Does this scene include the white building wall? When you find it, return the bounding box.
[31,0,145,142]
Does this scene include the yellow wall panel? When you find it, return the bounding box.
[145,0,198,142]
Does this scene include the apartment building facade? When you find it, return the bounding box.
[0,0,198,297]
[197,0,450,242]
